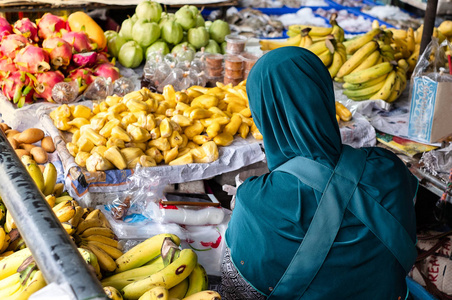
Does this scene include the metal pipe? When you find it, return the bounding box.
[420,0,438,55]
[0,130,107,300]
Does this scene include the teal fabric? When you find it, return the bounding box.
[224,47,419,299]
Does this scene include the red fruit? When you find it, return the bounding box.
[0,17,9,27]
[42,37,72,68]
[33,71,65,102]
[94,63,120,82]
[0,58,17,79]
[68,68,95,88]
[36,13,66,39]
[14,45,51,73]
[62,31,93,53]
[1,71,34,107]
[95,52,110,65]
[13,18,39,42]
[0,24,12,40]
[72,51,97,68]
[0,34,29,59]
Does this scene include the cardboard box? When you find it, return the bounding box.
[408,76,452,144]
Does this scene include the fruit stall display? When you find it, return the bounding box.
[105,1,232,70]
[0,12,121,108]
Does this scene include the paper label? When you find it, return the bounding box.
[408,77,438,143]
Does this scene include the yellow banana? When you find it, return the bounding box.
[104,286,123,300]
[80,227,115,239]
[122,249,197,300]
[370,70,397,101]
[318,49,333,67]
[101,257,165,290]
[345,28,381,55]
[83,235,119,249]
[4,211,16,233]
[184,263,208,297]
[115,233,181,273]
[336,41,379,79]
[76,218,104,235]
[342,73,388,90]
[0,248,32,281]
[386,73,402,103]
[0,275,22,298]
[0,233,11,253]
[54,195,73,205]
[259,34,302,51]
[84,243,117,273]
[343,78,386,99]
[87,240,123,260]
[182,290,222,300]
[308,26,333,36]
[343,62,394,84]
[42,162,57,196]
[306,40,329,56]
[5,270,47,300]
[328,51,343,78]
[139,286,169,300]
[21,155,45,192]
[406,27,415,53]
[351,50,381,74]
[69,205,84,227]
[55,206,76,223]
[0,273,21,294]
[168,278,189,299]
[0,228,6,253]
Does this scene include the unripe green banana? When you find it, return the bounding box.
[101,257,165,290]
[184,263,208,297]
[122,249,197,300]
[343,62,394,84]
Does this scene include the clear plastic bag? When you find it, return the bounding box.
[83,77,113,100]
[411,37,452,82]
[52,80,79,104]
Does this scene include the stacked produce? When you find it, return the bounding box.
[106,0,231,69]
[0,12,119,107]
[49,81,264,171]
[101,233,221,300]
[260,14,347,79]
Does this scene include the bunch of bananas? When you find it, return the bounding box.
[50,80,261,171]
[259,14,346,79]
[101,233,221,300]
[0,251,47,300]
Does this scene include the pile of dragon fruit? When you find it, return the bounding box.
[0,14,120,107]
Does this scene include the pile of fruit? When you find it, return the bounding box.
[50,81,264,171]
[259,19,452,104]
[105,0,231,69]
[0,12,119,107]
[260,14,347,79]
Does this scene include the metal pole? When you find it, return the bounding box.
[0,130,107,300]
[420,0,439,55]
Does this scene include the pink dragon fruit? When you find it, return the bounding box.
[0,34,29,59]
[72,51,98,68]
[62,31,93,53]
[68,68,95,91]
[14,45,51,73]
[33,70,65,102]
[42,37,72,68]
[1,71,34,107]
[94,63,120,82]
[0,58,17,79]
[13,18,39,42]
[0,17,12,39]
[36,13,66,39]
[95,52,110,65]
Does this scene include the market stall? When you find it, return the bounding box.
[0,0,451,299]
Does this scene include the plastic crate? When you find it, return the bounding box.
[406,276,438,300]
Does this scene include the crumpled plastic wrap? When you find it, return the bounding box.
[420,142,452,182]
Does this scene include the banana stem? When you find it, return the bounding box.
[0,130,108,300]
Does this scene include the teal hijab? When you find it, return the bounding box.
[225,47,418,298]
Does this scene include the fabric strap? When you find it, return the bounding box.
[267,145,416,299]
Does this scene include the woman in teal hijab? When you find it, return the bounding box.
[222,46,418,299]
